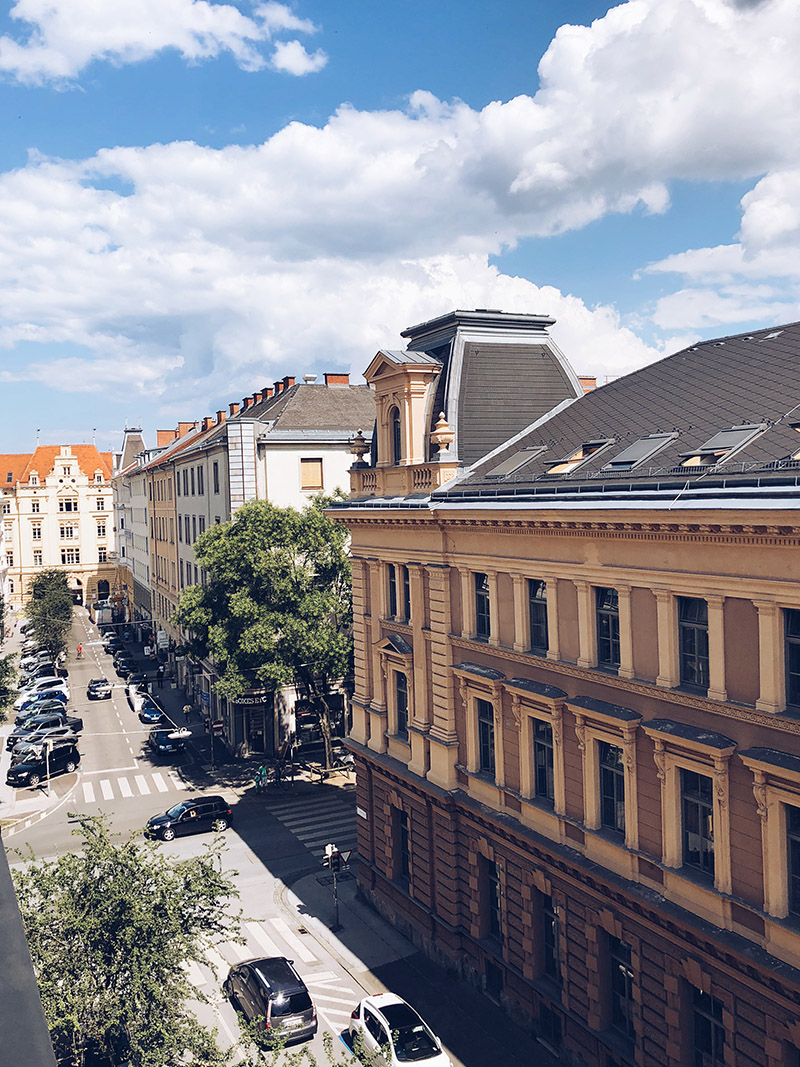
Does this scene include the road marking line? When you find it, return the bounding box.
[135,775,150,795]
[227,941,252,962]
[206,947,229,979]
[118,777,133,797]
[182,959,205,988]
[269,917,317,963]
[152,772,169,792]
[168,771,189,790]
[82,781,95,803]
[244,920,282,958]
[304,971,339,983]
[100,779,114,800]
[312,993,358,1006]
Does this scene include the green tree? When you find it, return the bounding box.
[0,650,16,721]
[12,815,239,1067]
[174,497,352,768]
[26,568,73,660]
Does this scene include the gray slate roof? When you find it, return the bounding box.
[244,383,375,433]
[452,322,800,497]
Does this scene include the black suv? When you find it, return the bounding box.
[87,678,112,700]
[146,796,232,841]
[147,727,187,757]
[6,743,80,788]
[224,957,317,1044]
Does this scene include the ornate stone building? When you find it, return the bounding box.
[333,312,800,1067]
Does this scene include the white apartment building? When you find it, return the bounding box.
[0,444,116,611]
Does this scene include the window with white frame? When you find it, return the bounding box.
[60,524,75,539]
[96,497,104,511]
[98,547,107,563]
[31,523,42,540]
[61,548,80,564]
[740,748,800,918]
[33,549,42,566]
[97,520,106,538]
[58,498,77,512]
[31,500,39,513]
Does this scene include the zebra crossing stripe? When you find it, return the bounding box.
[167,771,188,790]
[182,959,205,987]
[304,971,339,983]
[82,781,95,803]
[226,940,252,962]
[152,772,169,792]
[269,917,317,964]
[206,947,229,979]
[100,779,113,800]
[312,992,359,1006]
[118,778,133,798]
[135,775,150,795]
[244,920,282,958]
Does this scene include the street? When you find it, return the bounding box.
[2,612,551,1067]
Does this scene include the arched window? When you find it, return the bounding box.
[390,406,402,465]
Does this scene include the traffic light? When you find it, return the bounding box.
[323,843,341,871]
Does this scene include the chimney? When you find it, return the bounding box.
[262,386,274,399]
[579,376,597,394]
[324,373,350,386]
[177,421,197,437]
[251,392,262,406]
[229,402,239,417]
[274,380,284,393]
[201,417,213,432]
[242,396,252,409]
[282,375,295,390]
[303,374,318,384]
[215,410,226,424]
[157,429,177,447]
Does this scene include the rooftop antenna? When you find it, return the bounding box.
[35,428,40,446]
[92,427,97,447]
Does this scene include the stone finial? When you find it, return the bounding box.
[350,429,370,465]
[430,412,455,455]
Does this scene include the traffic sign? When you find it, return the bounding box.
[211,720,224,734]
[339,849,353,869]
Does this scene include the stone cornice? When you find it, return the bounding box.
[449,635,800,738]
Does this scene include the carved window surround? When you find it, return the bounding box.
[375,634,414,745]
[453,662,505,787]
[503,677,567,815]
[740,747,800,918]
[642,720,736,895]
[568,697,642,851]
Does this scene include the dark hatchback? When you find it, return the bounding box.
[6,744,80,788]
[147,727,187,757]
[138,697,165,724]
[224,957,317,1044]
[146,796,232,841]
[87,678,112,700]
[114,655,136,678]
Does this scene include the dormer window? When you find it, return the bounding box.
[391,406,402,465]
[546,440,611,476]
[603,433,676,472]
[680,423,765,468]
[485,446,547,478]
[29,472,38,485]
[790,425,800,461]
[94,471,104,484]
[5,471,12,483]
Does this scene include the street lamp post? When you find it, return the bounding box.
[323,843,342,932]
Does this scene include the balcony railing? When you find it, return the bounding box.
[349,461,459,499]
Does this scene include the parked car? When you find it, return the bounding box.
[138,697,166,724]
[115,657,136,679]
[146,796,232,841]
[15,698,71,722]
[7,712,83,749]
[16,689,69,712]
[87,678,112,700]
[129,685,155,713]
[349,994,452,1067]
[224,957,316,1044]
[147,727,188,758]
[6,744,80,788]
[103,634,124,654]
[14,679,70,709]
[10,730,80,759]
[126,671,152,697]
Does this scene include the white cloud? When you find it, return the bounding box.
[270,39,327,75]
[1,0,800,417]
[0,0,322,83]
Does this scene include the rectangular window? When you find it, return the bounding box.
[59,524,75,539]
[190,468,195,495]
[678,596,709,690]
[192,516,197,543]
[178,518,183,542]
[609,937,635,1039]
[6,551,13,567]
[96,497,104,510]
[692,987,725,1067]
[387,565,398,618]
[485,859,502,942]
[176,472,181,497]
[180,559,185,589]
[183,469,189,496]
[301,457,324,491]
[31,500,39,513]
[529,579,548,654]
[1,501,9,514]
[401,564,411,621]
[475,572,490,640]
[596,587,620,669]
[60,548,80,564]
[98,547,107,563]
[97,520,106,538]
[682,769,715,877]
[786,609,800,709]
[788,805,800,917]
[33,550,42,566]
[395,671,409,739]
[58,499,77,512]
[543,895,561,983]
[599,741,626,835]
[197,466,204,495]
[397,808,410,883]
[477,698,495,777]
[213,461,220,494]
[31,524,41,540]
[185,516,190,543]
[198,516,205,536]
[533,719,555,807]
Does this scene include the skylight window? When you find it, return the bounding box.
[485,446,547,478]
[680,424,765,468]
[545,440,612,475]
[602,433,676,471]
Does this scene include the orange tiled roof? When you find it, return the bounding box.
[0,446,113,486]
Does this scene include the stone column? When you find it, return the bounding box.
[617,585,635,680]
[512,574,528,653]
[754,600,784,714]
[487,569,500,647]
[460,568,474,640]
[545,576,561,661]
[706,595,728,702]
[575,581,596,669]
[655,590,679,688]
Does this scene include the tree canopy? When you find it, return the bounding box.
[174,497,352,766]
[12,815,240,1067]
[26,568,73,660]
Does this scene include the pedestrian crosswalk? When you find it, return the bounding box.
[266,791,358,862]
[81,769,189,803]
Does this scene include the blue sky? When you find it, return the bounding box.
[0,0,797,455]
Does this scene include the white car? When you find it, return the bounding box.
[14,678,70,709]
[349,994,452,1067]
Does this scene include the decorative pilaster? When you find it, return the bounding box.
[754,601,784,713]
[512,574,528,652]
[706,595,728,702]
[574,581,596,669]
[655,590,679,689]
[617,585,635,680]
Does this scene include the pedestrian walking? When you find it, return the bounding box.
[183,703,192,724]
[157,664,165,688]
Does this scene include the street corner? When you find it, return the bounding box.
[0,771,81,837]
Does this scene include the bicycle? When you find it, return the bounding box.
[253,759,293,792]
